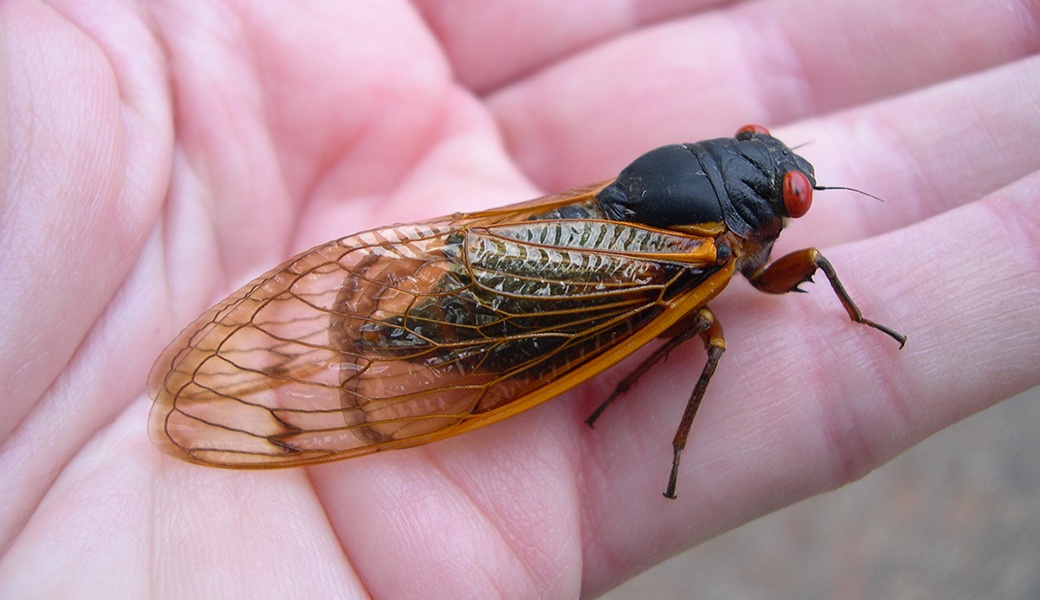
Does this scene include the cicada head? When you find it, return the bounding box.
[730,125,817,225]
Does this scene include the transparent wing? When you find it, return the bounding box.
[147,191,724,468]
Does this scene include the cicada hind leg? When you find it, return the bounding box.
[586,307,726,499]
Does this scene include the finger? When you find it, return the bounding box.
[577,168,1040,597]
[498,53,1040,254]
[415,0,719,92]
[776,56,1040,250]
[488,0,1040,190]
[0,3,168,455]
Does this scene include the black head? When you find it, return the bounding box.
[596,125,817,244]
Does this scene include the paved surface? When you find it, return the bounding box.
[600,385,1040,600]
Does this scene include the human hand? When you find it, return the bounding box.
[1,1,1037,598]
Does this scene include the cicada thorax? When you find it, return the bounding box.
[327,202,725,446]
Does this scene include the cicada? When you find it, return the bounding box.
[148,125,905,498]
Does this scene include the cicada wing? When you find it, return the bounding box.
[147,219,474,467]
[149,193,724,468]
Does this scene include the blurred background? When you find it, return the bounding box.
[601,385,1040,600]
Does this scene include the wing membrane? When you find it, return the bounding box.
[148,193,726,467]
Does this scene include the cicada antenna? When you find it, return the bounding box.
[813,185,884,202]
[788,139,884,202]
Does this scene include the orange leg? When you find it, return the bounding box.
[748,248,906,347]
[665,313,724,499]
[586,307,726,499]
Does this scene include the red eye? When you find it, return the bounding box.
[782,171,812,218]
[736,124,770,136]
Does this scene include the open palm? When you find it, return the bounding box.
[1,1,1038,598]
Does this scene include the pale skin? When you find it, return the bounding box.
[1,0,1039,598]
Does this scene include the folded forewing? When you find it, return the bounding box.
[148,204,723,467]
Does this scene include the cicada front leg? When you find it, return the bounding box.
[747,248,907,347]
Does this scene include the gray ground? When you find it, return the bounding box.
[600,385,1040,600]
